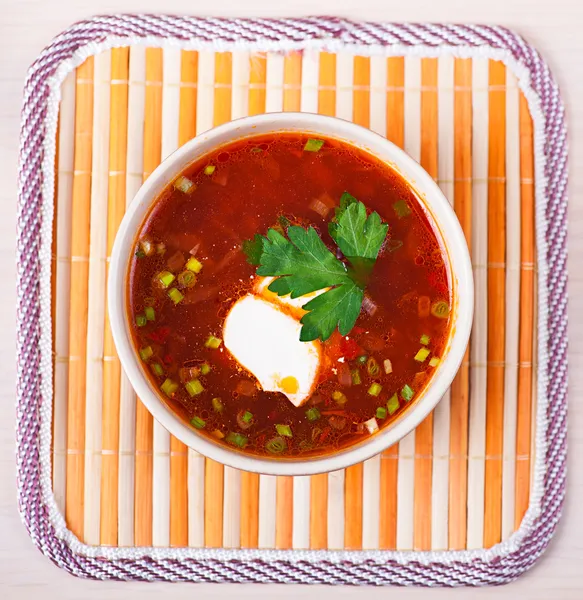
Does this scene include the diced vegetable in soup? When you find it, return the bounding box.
[128,133,452,458]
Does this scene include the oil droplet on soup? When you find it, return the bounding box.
[128,133,452,458]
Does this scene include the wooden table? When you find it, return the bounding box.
[1,1,581,598]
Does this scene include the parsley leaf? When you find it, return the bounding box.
[257,226,351,298]
[242,194,388,341]
[242,234,264,265]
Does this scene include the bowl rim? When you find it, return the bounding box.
[108,112,474,476]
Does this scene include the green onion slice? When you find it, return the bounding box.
[368,383,382,397]
[177,270,197,288]
[401,384,414,402]
[265,436,287,454]
[275,424,293,437]
[366,357,380,377]
[161,378,178,397]
[185,379,204,397]
[200,363,211,375]
[387,393,400,415]
[305,407,321,422]
[376,406,387,419]
[414,347,431,362]
[185,257,203,273]
[204,165,216,175]
[191,416,206,429]
[139,346,153,361]
[157,271,175,288]
[420,334,431,345]
[144,306,155,321]
[304,138,325,152]
[168,288,184,304]
[431,300,450,319]
[351,369,362,385]
[226,432,248,448]
[212,397,223,412]
[429,356,441,367]
[151,362,164,377]
[205,335,222,349]
[174,175,196,194]
[332,390,348,406]
[356,355,368,364]
[241,410,253,424]
[136,314,147,327]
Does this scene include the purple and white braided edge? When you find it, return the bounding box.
[16,15,568,585]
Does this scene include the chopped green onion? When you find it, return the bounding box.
[368,383,383,397]
[304,138,325,152]
[204,165,216,175]
[168,288,184,304]
[144,306,155,321]
[332,390,348,406]
[431,300,450,319]
[226,432,248,448]
[393,199,411,218]
[376,406,387,419]
[387,393,400,415]
[135,249,146,258]
[144,296,155,306]
[200,363,211,375]
[177,270,197,288]
[190,416,206,429]
[366,357,380,377]
[161,378,178,397]
[212,429,225,440]
[265,436,287,454]
[139,346,153,361]
[356,355,368,364]
[151,362,164,377]
[212,397,223,412]
[241,410,253,424]
[136,314,147,327]
[157,271,175,288]
[185,256,203,273]
[351,369,362,385]
[429,356,441,367]
[205,335,222,349]
[420,334,431,345]
[414,347,431,362]
[383,359,393,374]
[305,407,321,422]
[364,417,379,434]
[275,424,293,437]
[174,175,196,194]
[401,384,414,402]
[251,147,263,154]
[185,379,204,397]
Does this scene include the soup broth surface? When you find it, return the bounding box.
[128,133,452,458]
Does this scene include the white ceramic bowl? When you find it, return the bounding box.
[109,113,473,476]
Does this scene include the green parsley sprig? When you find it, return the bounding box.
[242,193,388,342]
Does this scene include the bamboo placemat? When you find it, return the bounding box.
[52,46,537,553]
[17,16,568,585]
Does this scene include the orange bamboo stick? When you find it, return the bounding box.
[237,51,267,549]
[379,56,404,550]
[271,53,303,550]
[283,53,302,112]
[484,60,507,549]
[134,48,163,546]
[100,47,130,546]
[248,52,266,117]
[318,53,336,117]
[167,50,199,549]
[65,57,94,542]
[275,476,293,548]
[413,58,438,551]
[515,92,535,529]
[448,57,472,550]
[204,51,232,548]
[307,51,338,550]
[342,55,370,551]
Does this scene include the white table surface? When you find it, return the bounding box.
[1,1,582,598]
